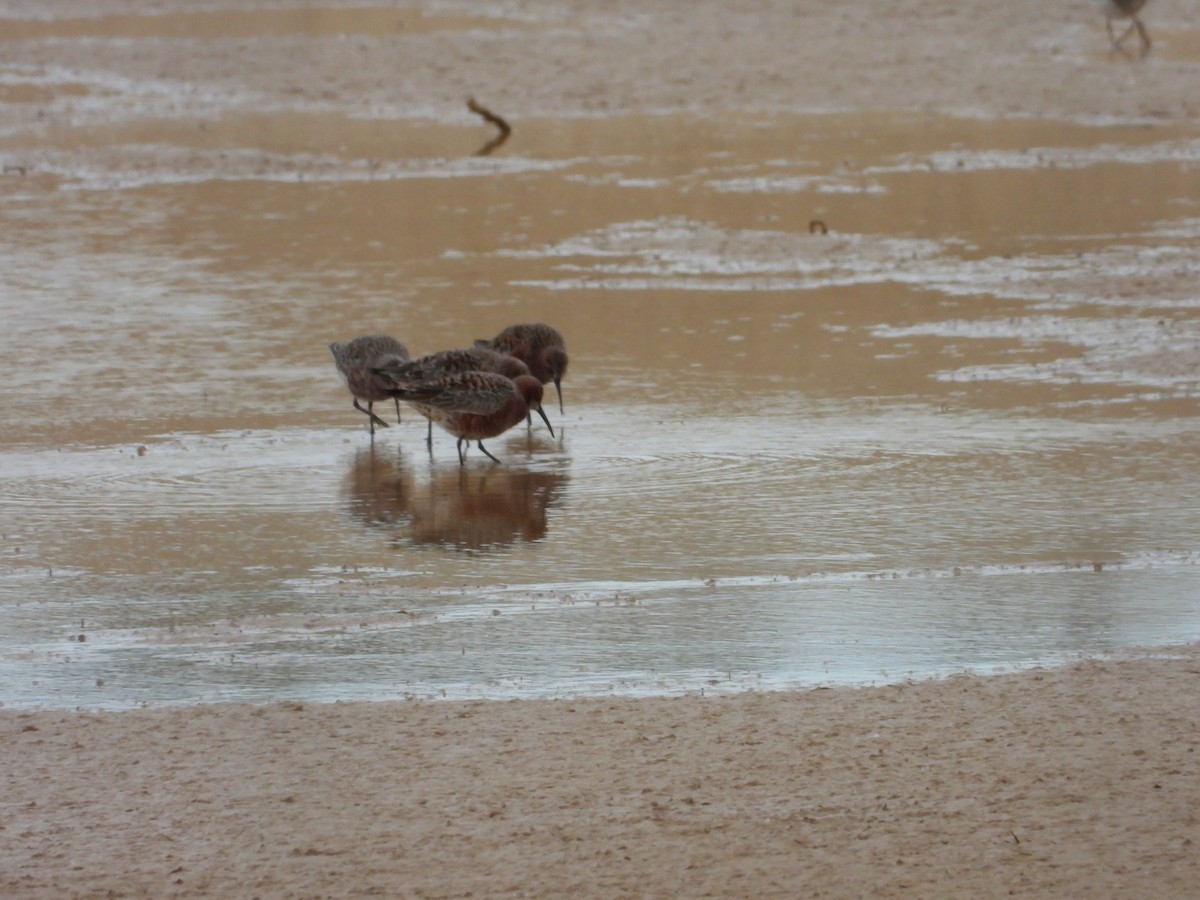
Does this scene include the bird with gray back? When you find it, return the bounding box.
[330,335,410,436]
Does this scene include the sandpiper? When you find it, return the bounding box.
[476,323,568,416]
[374,346,532,446]
[385,370,553,465]
[329,335,410,436]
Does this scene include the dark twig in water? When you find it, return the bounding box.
[468,97,512,157]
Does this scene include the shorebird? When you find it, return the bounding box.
[374,346,532,447]
[329,335,410,436]
[384,370,554,465]
[1094,0,1151,57]
[475,323,568,417]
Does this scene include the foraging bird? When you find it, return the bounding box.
[329,335,410,436]
[385,370,554,465]
[374,346,532,447]
[476,323,568,416]
[1094,0,1151,57]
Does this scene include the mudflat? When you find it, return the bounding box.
[3,1,1199,896]
[4,648,1199,897]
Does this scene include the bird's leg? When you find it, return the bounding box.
[476,441,502,464]
[354,399,390,432]
[456,437,468,466]
[1133,18,1151,57]
[393,396,402,424]
[426,419,434,449]
[1111,20,1138,52]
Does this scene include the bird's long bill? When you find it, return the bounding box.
[536,404,555,438]
[554,378,563,414]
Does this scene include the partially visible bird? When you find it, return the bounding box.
[1094,0,1151,57]
[385,370,554,465]
[329,335,410,436]
[475,323,568,417]
[374,346,532,447]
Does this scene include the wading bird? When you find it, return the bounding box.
[476,323,568,418]
[384,369,553,465]
[329,335,410,436]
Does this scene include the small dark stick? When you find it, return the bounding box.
[468,97,512,157]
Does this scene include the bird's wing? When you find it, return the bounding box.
[389,371,513,415]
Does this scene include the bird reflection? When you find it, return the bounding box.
[343,445,415,528]
[342,446,568,551]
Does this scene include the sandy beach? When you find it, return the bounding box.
[4,647,1199,897]
[3,0,1200,896]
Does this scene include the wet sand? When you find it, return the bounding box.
[4,647,1199,897]
[3,0,1200,896]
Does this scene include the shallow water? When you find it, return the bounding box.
[2,26,1199,707]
